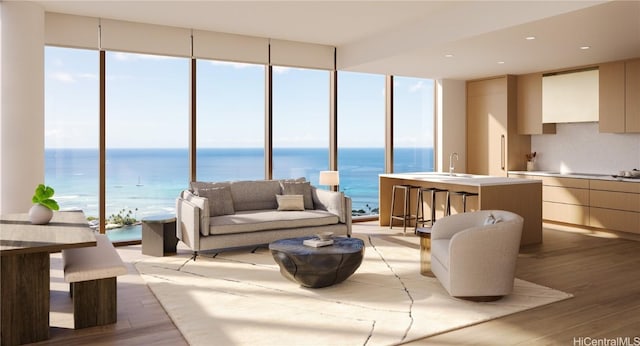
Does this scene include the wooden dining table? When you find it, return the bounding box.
[0,211,96,346]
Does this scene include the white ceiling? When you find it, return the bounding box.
[31,0,640,80]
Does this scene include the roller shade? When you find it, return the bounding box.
[45,12,99,49]
[192,30,268,64]
[44,14,335,68]
[100,18,191,58]
[270,39,335,70]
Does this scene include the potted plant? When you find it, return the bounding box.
[28,184,60,224]
[525,152,537,171]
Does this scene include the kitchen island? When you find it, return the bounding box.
[379,172,542,245]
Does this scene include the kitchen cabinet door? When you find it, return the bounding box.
[467,77,508,176]
[467,76,529,176]
[626,58,640,132]
[599,61,626,133]
[517,73,556,135]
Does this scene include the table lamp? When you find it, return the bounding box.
[319,170,339,191]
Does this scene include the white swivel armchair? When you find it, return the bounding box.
[430,210,524,301]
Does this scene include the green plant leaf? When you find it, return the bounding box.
[43,186,55,199]
[40,199,59,211]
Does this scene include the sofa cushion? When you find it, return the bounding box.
[181,190,210,236]
[208,209,340,235]
[196,186,235,216]
[281,181,313,209]
[312,188,345,223]
[278,177,307,184]
[190,181,231,194]
[276,194,305,211]
[230,180,282,211]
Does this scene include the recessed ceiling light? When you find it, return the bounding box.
[525,36,536,40]
[444,54,454,58]
[497,61,505,64]
[580,46,591,50]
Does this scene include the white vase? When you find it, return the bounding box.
[526,161,535,171]
[29,204,53,225]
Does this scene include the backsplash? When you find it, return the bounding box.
[531,122,640,175]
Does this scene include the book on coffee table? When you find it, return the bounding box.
[303,238,334,247]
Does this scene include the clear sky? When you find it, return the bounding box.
[45,46,434,149]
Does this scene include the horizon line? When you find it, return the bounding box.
[44,146,435,150]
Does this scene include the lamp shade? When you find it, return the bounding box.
[319,170,339,186]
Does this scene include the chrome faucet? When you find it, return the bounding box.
[449,152,459,175]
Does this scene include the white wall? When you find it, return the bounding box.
[436,79,466,173]
[531,122,640,175]
[0,2,45,213]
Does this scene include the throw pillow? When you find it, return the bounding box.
[276,194,305,211]
[196,186,235,217]
[281,181,313,209]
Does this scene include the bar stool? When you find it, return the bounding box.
[446,191,479,215]
[389,184,420,234]
[415,187,448,230]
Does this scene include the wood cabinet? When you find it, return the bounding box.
[626,58,640,132]
[541,176,590,226]
[517,73,556,135]
[467,75,530,176]
[599,58,640,133]
[589,180,640,234]
[509,173,640,234]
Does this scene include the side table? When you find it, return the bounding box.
[416,227,434,277]
[141,214,178,257]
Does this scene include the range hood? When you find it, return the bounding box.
[542,68,599,123]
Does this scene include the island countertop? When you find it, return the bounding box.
[380,172,541,187]
[379,172,542,246]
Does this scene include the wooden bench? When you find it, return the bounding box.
[62,234,128,329]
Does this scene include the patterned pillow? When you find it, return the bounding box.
[276,194,305,211]
[281,181,313,209]
[195,186,235,217]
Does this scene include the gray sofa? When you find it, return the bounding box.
[176,179,352,255]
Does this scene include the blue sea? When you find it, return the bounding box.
[45,148,433,241]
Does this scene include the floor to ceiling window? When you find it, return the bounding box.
[272,67,329,184]
[196,60,265,182]
[45,49,437,233]
[105,51,189,241]
[393,76,435,173]
[338,71,385,216]
[44,46,100,225]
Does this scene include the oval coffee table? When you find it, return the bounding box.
[269,236,365,288]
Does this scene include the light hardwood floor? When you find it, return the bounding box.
[39,222,640,345]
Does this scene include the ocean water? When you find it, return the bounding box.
[45,147,433,240]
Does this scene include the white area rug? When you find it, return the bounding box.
[135,231,572,346]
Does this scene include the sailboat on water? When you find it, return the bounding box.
[136,176,143,187]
